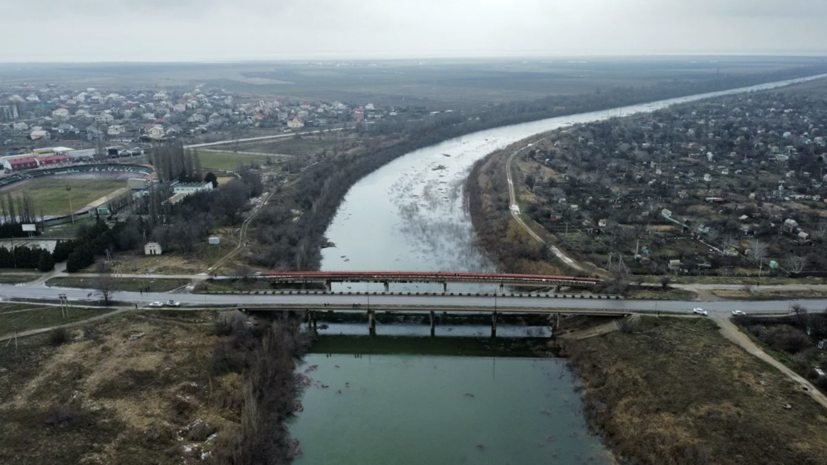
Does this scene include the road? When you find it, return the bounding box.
[184,128,344,149]
[505,143,586,273]
[3,282,822,315]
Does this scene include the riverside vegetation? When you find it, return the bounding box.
[566,317,827,465]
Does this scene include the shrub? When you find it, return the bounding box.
[37,249,54,272]
[48,328,69,346]
[43,404,88,428]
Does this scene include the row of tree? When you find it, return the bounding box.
[0,245,53,271]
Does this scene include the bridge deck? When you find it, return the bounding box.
[258,271,601,286]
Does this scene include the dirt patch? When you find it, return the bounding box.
[0,312,236,465]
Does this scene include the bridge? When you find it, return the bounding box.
[256,271,602,292]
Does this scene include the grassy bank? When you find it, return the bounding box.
[46,277,190,292]
[0,304,115,337]
[566,317,827,464]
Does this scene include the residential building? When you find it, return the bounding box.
[287,117,304,129]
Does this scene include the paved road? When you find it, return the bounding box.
[184,128,344,149]
[3,283,821,315]
[505,143,586,273]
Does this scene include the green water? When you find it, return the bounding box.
[290,353,610,464]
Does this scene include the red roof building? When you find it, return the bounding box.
[3,157,38,171]
[35,155,70,166]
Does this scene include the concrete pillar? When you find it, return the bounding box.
[310,311,317,329]
[383,281,389,293]
[368,310,376,336]
[491,311,498,338]
[443,282,448,294]
[499,283,504,293]
[429,310,436,337]
[556,313,560,332]
[325,280,332,292]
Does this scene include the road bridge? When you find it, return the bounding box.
[256,271,601,292]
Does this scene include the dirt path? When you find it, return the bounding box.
[713,314,827,410]
[558,316,629,340]
[505,143,587,273]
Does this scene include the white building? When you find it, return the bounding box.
[144,242,163,256]
[172,181,213,196]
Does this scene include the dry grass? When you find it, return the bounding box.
[712,289,827,300]
[566,317,827,465]
[0,311,239,465]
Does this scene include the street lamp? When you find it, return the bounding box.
[66,185,74,223]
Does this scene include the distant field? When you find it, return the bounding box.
[235,136,343,156]
[1,57,822,106]
[196,151,283,171]
[2,177,126,216]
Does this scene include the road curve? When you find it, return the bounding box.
[505,143,585,273]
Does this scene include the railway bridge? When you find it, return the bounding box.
[257,271,601,293]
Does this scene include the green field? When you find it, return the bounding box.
[0,304,115,337]
[46,277,190,292]
[236,136,344,156]
[2,178,126,216]
[196,151,281,171]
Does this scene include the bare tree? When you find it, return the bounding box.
[783,254,807,275]
[790,304,810,329]
[94,259,115,306]
[720,235,737,256]
[815,222,827,240]
[749,240,767,265]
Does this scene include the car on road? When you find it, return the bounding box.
[731,310,746,316]
[165,300,181,307]
[692,307,708,316]
[148,301,163,308]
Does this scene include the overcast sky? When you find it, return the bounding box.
[0,0,825,62]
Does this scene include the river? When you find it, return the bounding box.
[295,73,827,463]
[320,73,827,281]
[290,352,609,465]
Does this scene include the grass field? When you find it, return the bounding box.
[196,151,282,171]
[1,178,126,216]
[566,317,827,465]
[46,277,190,293]
[0,272,42,284]
[0,304,115,337]
[236,136,344,156]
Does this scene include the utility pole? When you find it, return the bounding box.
[66,185,74,223]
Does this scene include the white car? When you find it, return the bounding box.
[165,300,181,307]
[731,310,746,316]
[692,307,708,316]
[148,301,163,308]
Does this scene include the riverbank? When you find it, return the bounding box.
[565,316,827,465]
[0,309,313,465]
[283,70,827,273]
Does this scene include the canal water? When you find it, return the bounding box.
[296,73,827,463]
[290,352,610,465]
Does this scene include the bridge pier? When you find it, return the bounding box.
[324,280,332,293]
[442,282,447,294]
[309,311,317,329]
[368,310,376,336]
[491,311,498,338]
[429,310,435,337]
[499,283,504,293]
[383,281,389,293]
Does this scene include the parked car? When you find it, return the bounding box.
[692,307,708,316]
[165,300,181,307]
[731,310,746,316]
[148,301,163,308]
